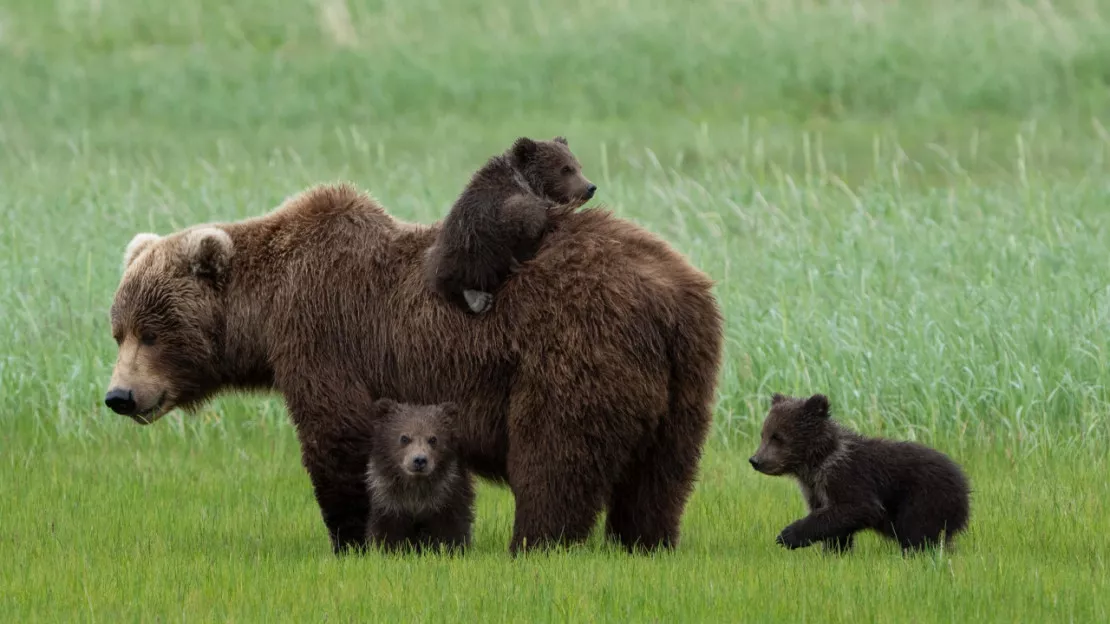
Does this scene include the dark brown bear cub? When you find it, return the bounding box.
[365,399,475,554]
[749,393,970,554]
[425,136,597,314]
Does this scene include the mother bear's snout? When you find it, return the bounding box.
[104,387,137,415]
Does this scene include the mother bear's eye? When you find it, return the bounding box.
[562,166,574,175]
[139,331,157,346]
[399,435,411,446]
[427,436,437,447]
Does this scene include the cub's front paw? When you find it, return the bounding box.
[775,524,811,550]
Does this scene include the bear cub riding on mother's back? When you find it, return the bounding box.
[425,136,597,314]
[365,399,475,554]
[750,393,971,554]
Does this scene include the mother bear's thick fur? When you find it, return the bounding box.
[104,183,723,554]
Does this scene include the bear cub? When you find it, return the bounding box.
[425,135,597,314]
[364,399,475,554]
[749,393,970,554]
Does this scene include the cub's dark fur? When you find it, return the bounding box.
[365,399,475,553]
[425,136,597,314]
[749,393,971,553]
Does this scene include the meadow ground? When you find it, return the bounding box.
[2,0,1110,621]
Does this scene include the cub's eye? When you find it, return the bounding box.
[399,435,411,446]
[770,433,783,444]
[562,165,574,175]
[139,331,157,346]
[427,436,437,447]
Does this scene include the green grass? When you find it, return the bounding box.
[2,0,1109,621]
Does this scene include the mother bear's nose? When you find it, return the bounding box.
[104,387,136,415]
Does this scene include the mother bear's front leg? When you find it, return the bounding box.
[287,396,376,555]
[300,437,373,554]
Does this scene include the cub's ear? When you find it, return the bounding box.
[437,402,460,435]
[368,398,399,435]
[552,135,568,146]
[372,398,399,417]
[123,233,161,270]
[183,227,233,285]
[510,137,538,167]
[771,393,788,406]
[804,394,830,418]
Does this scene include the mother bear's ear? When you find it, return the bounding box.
[183,227,234,286]
[122,233,162,270]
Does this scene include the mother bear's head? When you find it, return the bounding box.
[104,227,234,424]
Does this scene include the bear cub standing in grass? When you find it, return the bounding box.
[425,135,597,314]
[749,393,970,554]
[365,399,475,553]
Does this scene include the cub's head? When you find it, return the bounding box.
[508,136,597,205]
[103,227,234,424]
[369,399,460,480]
[749,393,837,477]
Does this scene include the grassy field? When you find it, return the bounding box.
[2,0,1110,621]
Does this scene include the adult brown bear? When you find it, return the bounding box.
[103,183,723,555]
